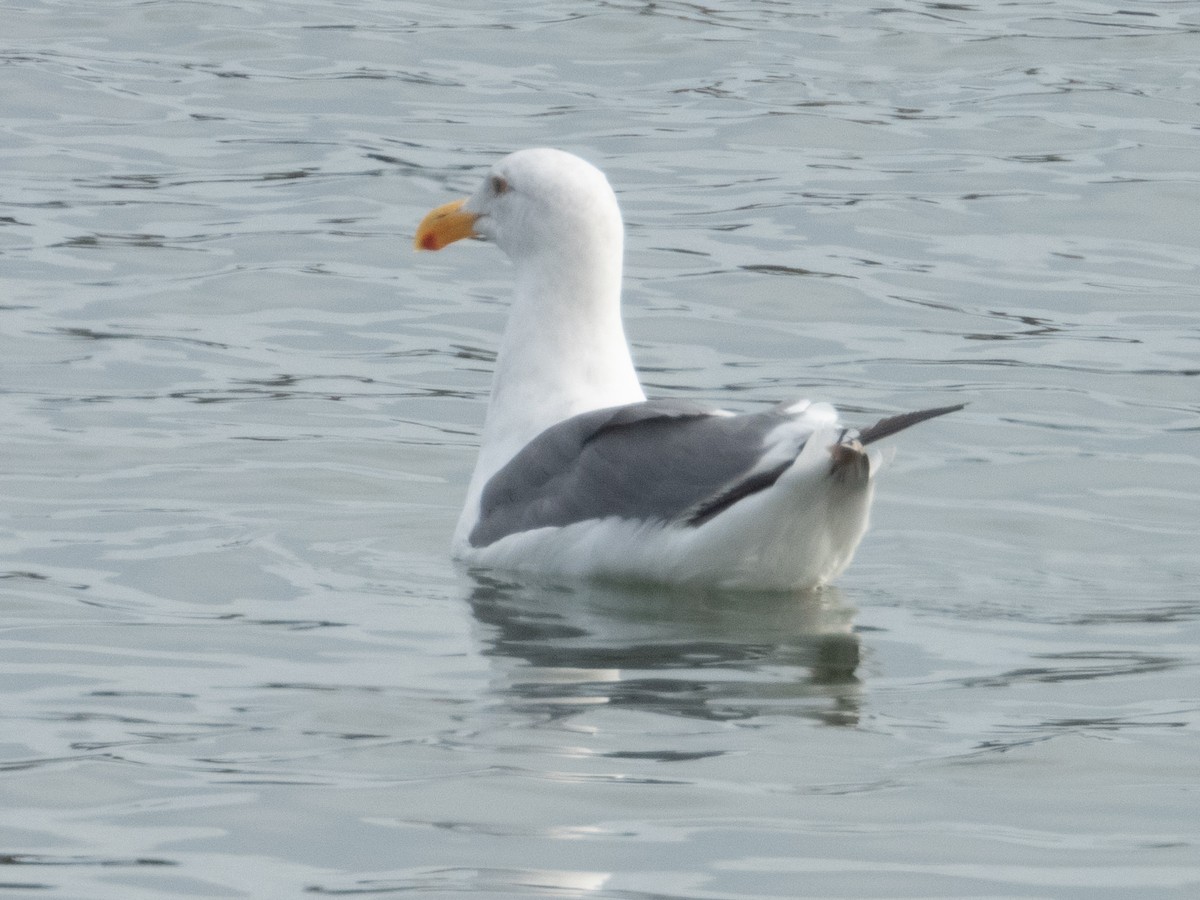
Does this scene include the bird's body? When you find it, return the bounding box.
[416,148,961,591]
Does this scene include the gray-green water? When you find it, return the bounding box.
[3,1,1198,897]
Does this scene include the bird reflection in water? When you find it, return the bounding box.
[464,573,862,728]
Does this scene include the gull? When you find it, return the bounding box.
[416,148,961,590]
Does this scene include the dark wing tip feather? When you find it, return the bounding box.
[857,403,965,446]
[685,460,793,528]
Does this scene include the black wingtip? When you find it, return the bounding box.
[856,403,966,446]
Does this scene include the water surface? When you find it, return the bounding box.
[2,1,1198,897]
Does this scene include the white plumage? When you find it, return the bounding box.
[415,148,960,591]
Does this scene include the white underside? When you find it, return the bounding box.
[453,426,878,592]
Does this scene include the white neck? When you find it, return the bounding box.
[456,239,645,542]
[483,248,644,464]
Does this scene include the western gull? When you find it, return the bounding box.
[415,148,961,591]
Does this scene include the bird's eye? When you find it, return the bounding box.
[490,175,509,195]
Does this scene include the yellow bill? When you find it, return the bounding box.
[414,198,479,251]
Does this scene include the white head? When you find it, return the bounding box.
[415,148,623,266]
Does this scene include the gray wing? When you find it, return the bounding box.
[469,400,800,548]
